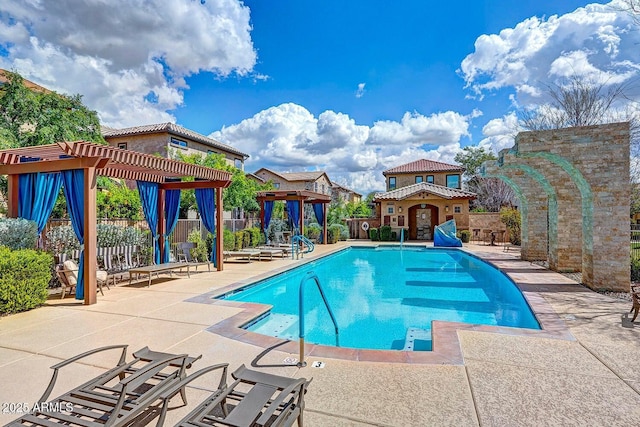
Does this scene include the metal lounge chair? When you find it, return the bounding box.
[177,242,210,272]
[630,284,640,321]
[158,363,311,427]
[5,345,201,427]
[56,259,109,298]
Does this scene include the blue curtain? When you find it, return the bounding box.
[137,181,160,264]
[18,172,63,235]
[61,170,85,300]
[286,200,300,235]
[263,200,274,239]
[312,203,324,243]
[163,189,181,263]
[195,187,217,266]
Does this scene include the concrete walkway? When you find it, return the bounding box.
[1,242,639,426]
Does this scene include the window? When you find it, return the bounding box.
[426,175,434,184]
[207,150,216,155]
[234,159,243,169]
[387,207,394,214]
[170,137,187,148]
[322,184,325,194]
[415,176,423,183]
[274,182,280,189]
[315,182,318,192]
[446,174,460,189]
[389,177,396,190]
[117,142,127,150]
[454,204,462,213]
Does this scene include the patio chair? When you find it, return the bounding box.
[177,242,210,272]
[56,259,109,298]
[6,345,202,427]
[158,363,311,427]
[630,284,640,321]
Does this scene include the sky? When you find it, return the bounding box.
[1,0,639,194]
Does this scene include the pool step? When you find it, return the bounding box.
[403,327,432,351]
[251,313,298,339]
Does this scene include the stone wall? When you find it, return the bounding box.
[483,123,630,291]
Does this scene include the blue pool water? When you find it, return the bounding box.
[221,246,540,351]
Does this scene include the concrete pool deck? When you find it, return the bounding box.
[1,241,639,426]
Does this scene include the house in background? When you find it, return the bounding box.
[253,168,333,196]
[103,123,249,170]
[374,159,476,239]
[331,182,362,204]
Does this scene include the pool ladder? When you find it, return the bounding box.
[297,271,339,367]
[291,234,315,259]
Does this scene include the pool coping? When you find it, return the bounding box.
[186,244,576,365]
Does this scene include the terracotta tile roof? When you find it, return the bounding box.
[383,159,463,175]
[374,182,476,201]
[0,69,53,94]
[102,122,249,158]
[255,168,330,183]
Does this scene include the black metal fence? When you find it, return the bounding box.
[632,224,640,259]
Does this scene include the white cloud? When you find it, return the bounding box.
[477,113,520,154]
[459,1,640,105]
[212,103,472,194]
[356,82,366,98]
[0,0,256,127]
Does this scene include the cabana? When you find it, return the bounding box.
[257,190,332,243]
[0,141,231,305]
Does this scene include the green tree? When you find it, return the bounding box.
[346,200,372,218]
[174,151,272,218]
[0,71,104,148]
[454,146,514,211]
[0,71,105,210]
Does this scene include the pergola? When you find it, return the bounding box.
[256,190,332,243]
[0,141,231,305]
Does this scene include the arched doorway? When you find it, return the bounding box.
[408,204,439,240]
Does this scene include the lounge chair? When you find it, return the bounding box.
[177,242,210,272]
[6,345,202,427]
[56,259,109,298]
[630,284,640,321]
[224,249,261,263]
[158,363,311,427]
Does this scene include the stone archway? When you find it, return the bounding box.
[408,203,439,240]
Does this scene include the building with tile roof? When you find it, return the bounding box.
[103,123,249,170]
[374,159,475,240]
[331,182,362,204]
[252,168,333,196]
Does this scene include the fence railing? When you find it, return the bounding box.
[632,225,640,259]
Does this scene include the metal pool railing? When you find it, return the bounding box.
[297,271,339,367]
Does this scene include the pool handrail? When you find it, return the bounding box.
[297,271,339,367]
[291,234,315,259]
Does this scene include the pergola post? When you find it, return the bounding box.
[157,188,166,263]
[83,166,98,305]
[323,203,327,244]
[299,199,304,237]
[216,187,224,271]
[7,174,18,218]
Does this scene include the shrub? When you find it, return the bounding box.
[187,229,209,262]
[632,255,640,282]
[328,224,342,243]
[0,246,53,314]
[0,218,38,250]
[247,227,262,247]
[305,223,321,241]
[500,207,521,245]
[223,229,235,251]
[379,225,392,241]
[459,230,471,243]
[369,228,379,241]
[234,231,245,250]
[266,219,289,243]
[242,230,251,248]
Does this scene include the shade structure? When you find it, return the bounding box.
[256,190,331,243]
[0,141,232,305]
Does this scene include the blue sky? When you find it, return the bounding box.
[1,0,637,193]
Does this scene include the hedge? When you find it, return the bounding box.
[0,247,53,315]
[369,228,379,241]
[379,225,392,241]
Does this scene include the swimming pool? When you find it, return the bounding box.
[220,246,540,351]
